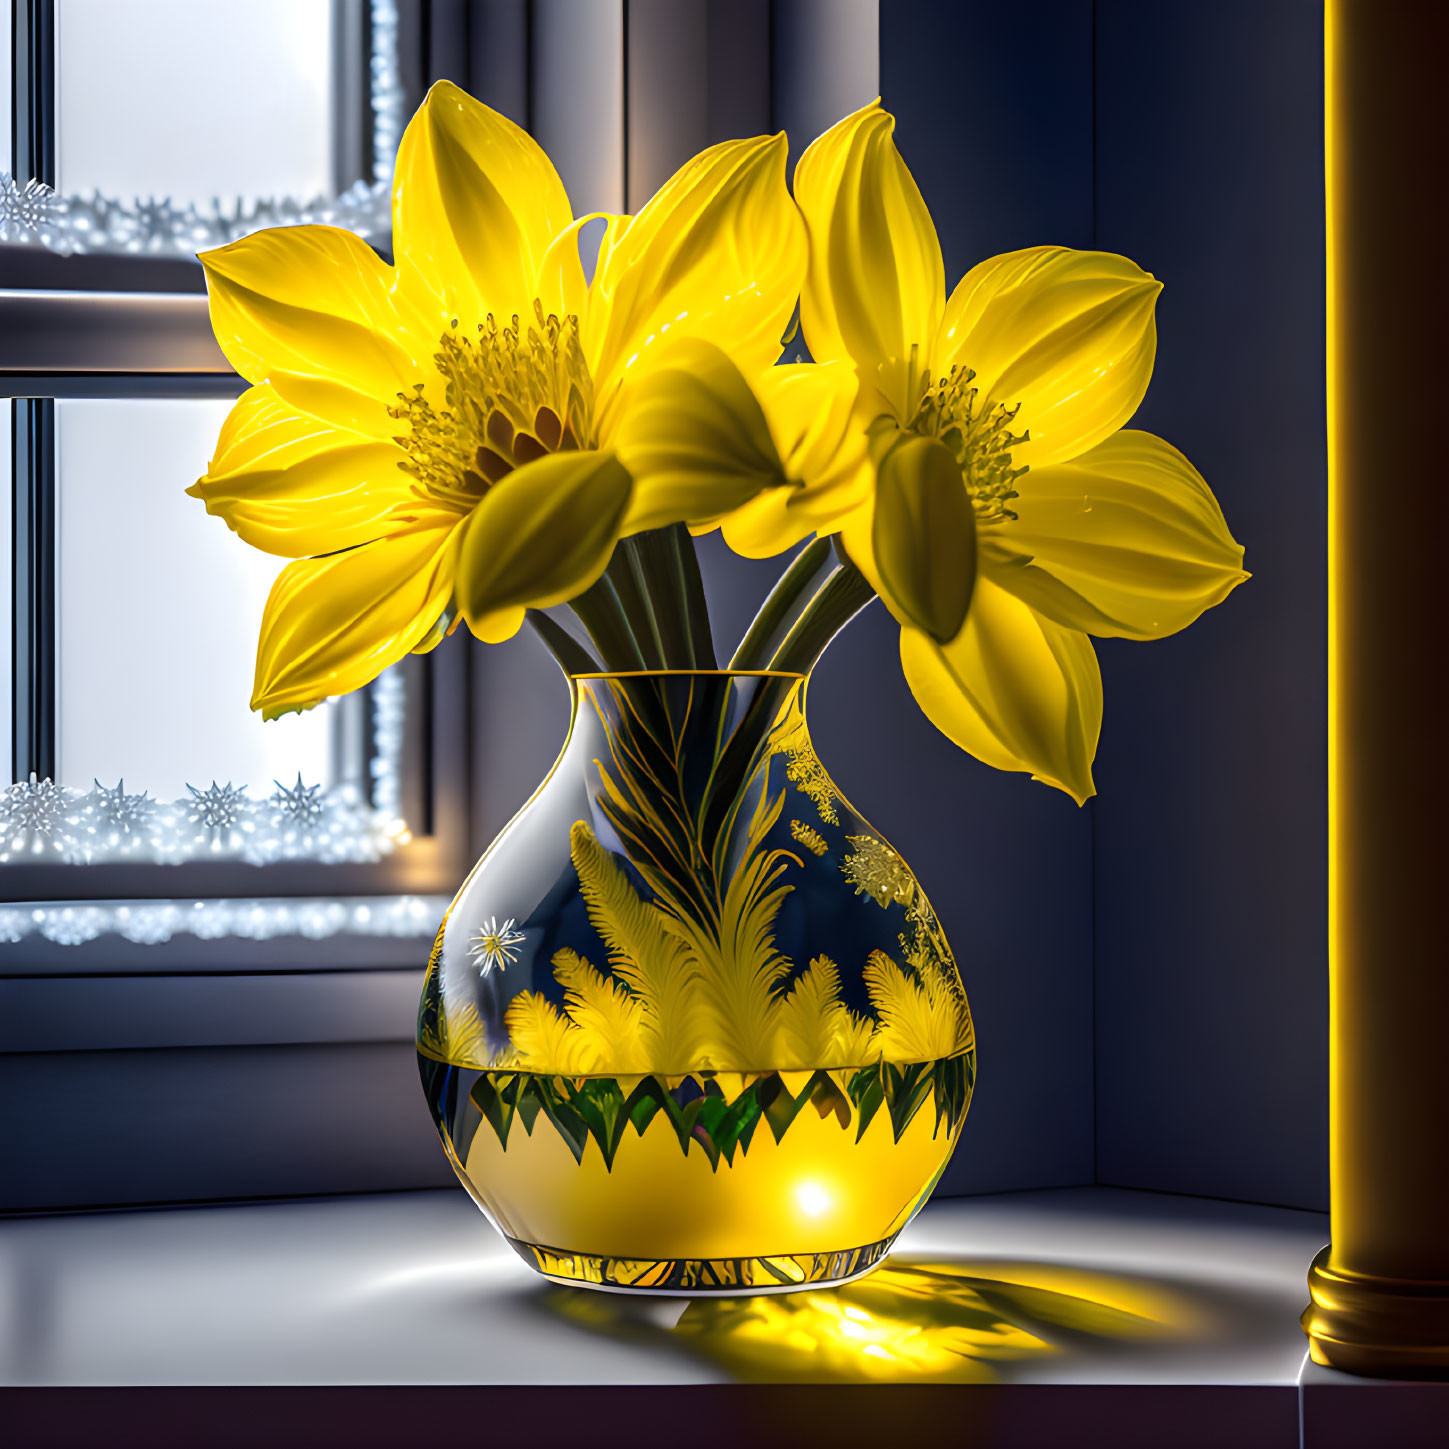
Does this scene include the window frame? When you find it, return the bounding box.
[2,0,470,941]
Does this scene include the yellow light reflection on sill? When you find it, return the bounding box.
[545,1256,1203,1385]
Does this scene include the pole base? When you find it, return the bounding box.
[1304,1245,1449,1378]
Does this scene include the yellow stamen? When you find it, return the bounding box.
[910,364,1029,525]
[388,300,595,512]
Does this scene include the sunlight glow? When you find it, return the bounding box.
[795,1181,834,1218]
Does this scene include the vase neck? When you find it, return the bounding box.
[562,671,807,812]
[570,671,806,752]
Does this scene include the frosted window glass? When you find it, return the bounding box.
[0,5,10,174]
[55,0,335,205]
[55,399,336,801]
[1,407,10,783]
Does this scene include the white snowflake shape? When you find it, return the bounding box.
[0,174,57,243]
[0,773,70,840]
[89,778,154,838]
[469,916,526,977]
[271,773,326,828]
[186,781,248,831]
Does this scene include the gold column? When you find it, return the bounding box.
[1303,0,1449,1377]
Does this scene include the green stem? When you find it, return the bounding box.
[766,551,877,675]
[569,573,648,671]
[525,608,600,675]
[670,526,717,668]
[629,529,695,667]
[727,536,835,670]
[609,540,667,669]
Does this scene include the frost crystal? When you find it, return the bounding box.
[89,778,154,838]
[0,175,58,245]
[0,773,70,842]
[187,781,248,831]
[271,773,326,828]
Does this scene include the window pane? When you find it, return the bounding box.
[1,2,11,174]
[55,398,336,801]
[1,406,10,780]
[55,0,336,205]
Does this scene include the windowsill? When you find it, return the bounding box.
[1,1186,1440,1447]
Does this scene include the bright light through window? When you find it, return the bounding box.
[0,5,11,170]
[55,399,338,801]
[55,0,335,205]
[1,407,10,779]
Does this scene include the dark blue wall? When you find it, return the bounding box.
[874,1,1097,1194]
[1091,0,1328,1210]
[887,0,1327,1210]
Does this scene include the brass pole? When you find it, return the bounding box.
[1304,0,1449,1376]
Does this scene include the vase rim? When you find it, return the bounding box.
[569,669,807,681]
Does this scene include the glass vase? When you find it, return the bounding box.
[417,670,975,1294]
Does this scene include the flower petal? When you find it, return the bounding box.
[586,134,806,411]
[200,225,419,396]
[392,80,576,331]
[871,433,977,642]
[716,360,871,558]
[794,100,944,420]
[900,577,1102,804]
[936,246,1160,469]
[268,371,399,440]
[612,339,787,533]
[534,214,598,326]
[456,449,633,643]
[252,518,459,717]
[984,430,1248,639]
[189,385,417,557]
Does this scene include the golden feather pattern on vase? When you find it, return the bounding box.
[421,678,972,1078]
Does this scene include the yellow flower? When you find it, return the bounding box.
[190,81,805,716]
[727,100,1247,803]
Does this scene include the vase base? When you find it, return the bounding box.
[508,1234,895,1296]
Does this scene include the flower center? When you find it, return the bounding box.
[909,364,1028,525]
[389,301,594,512]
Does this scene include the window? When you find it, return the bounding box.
[3,10,461,967]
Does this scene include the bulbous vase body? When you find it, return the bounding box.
[417,670,975,1293]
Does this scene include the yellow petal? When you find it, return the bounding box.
[391,80,575,331]
[900,577,1102,804]
[936,246,1160,468]
[794,100,944,420]
[268,371,398,440]
[200,225,419,396]
[871,433,977,642]
[205,383,345,473]
[252,518,459,716]
[587,134,806,411]
[717,360,872,558]
[984,430,1248,639]
[456,449,633,643]
[534,214,598,325]
[189,385,417,557]
[612,339,786,533]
